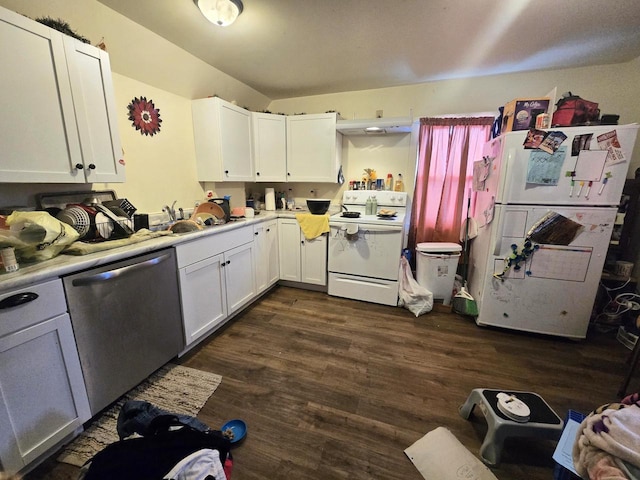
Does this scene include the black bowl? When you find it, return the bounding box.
[306,199,330,215]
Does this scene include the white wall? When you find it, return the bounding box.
[264,57,640,208]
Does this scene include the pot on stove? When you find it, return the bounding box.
[340,205,361,218]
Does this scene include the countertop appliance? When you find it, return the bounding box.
[62,248,184,415]
[328,190,408,306]
[469,124,639,338]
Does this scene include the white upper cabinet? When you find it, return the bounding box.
[192,97,254,182]
[0,6,124,183]
[63,37,124,183]
[251,112,287,182]
[286,113,342,183]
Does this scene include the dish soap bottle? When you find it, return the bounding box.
[394,173,404,192]
[371,195,377,215]
[365,196,373,215]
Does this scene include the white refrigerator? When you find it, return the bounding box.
[469,123,639,339]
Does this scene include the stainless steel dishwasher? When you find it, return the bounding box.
[63,248,184,415]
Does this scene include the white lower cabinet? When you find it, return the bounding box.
[278,218,327,285]
[0,279,90,475]
[253,219,279,294]
[175,226,256,349]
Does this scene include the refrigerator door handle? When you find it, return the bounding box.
[493,206,507,256]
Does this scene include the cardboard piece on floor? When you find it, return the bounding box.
[404,427,498,480]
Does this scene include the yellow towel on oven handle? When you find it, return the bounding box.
[295,213,330,240]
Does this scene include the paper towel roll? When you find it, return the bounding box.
[265,188,276,211]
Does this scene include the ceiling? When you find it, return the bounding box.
[97,0,640,100]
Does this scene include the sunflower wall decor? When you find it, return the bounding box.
[127,96,162,136]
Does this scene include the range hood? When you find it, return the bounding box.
[336,116,413,135]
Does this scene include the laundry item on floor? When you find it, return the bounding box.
[117,400,210,439]
[80,402,232,480]
[572,392,640,480]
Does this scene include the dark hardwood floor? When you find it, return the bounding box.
[25,285,638,479]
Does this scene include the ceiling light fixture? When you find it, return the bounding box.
[194,0,243,27]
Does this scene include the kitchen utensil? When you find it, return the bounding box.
[94,211,114,239]
[57,206,91,238]
[340,204,361,218]
[103,198,137,218]
[169,220,202,233]
[192,202,226,223]
[377,209,397,218]
[221,419,247,444]
[192,212,215,226]
[209,198,231,222]
[306,199,330,214]
[341,211,360,218]
[94,204,134,238]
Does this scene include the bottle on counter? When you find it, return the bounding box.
[371,195,377,215]
[394,174,404,192]
[365,196,373,215]
[385,173,393,191]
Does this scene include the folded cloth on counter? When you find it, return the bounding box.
[573,393,640,479]
[63,228,174,255]
[295,213,329,240]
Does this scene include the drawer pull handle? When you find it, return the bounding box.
[0,292,39,309]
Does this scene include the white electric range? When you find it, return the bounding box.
[328,190,409,306]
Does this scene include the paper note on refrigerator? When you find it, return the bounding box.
[526,147,566,185]
[573,150,608,181]
[597,129,626,165]
[529,245,592,282]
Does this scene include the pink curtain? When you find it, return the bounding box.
[408,117,493,250]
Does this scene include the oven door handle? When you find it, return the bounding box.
[330,223,403,233]
[71,252,172,286]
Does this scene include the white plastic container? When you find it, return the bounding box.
[416,242,462,305]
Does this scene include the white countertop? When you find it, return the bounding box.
[1,211,287,291]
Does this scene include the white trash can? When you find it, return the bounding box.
[416,242,462,305]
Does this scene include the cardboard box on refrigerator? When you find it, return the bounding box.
[502,97,551,132]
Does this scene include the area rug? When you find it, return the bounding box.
[57,364,222,467]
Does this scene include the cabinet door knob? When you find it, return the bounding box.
[256,172,260,176]
[75,163,84,170]
[255,231,259,235]
[266,228,270,232]
[225,170,229,175]
[301,240,305,245]
[0,292,39,309]
[88,163,96,170]
[287,172,291,176]
[226,260,231,265]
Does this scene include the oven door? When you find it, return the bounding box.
[328,223,403,281]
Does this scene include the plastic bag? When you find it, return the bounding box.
[398,256,433,317]
[2,211,79,263]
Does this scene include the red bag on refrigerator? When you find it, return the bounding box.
[551,92,600,127]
